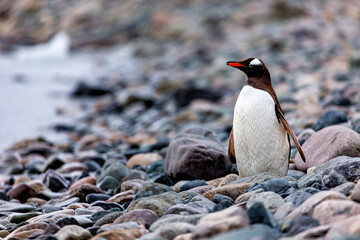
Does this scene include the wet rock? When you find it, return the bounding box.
[285,191,347,219]
[312,199,360,224]
[202,183,252,200]
[114,209,158,228]
[247,201,278,228]
[165,127,231,180]
[134,182,173,200]
[43,169,70,192]
[212,224,279,240]
[312,110,347,131]
[295,126,360,171]
[97,176,120,192]
[126,153,162,168]
[128,191,182,217]
[247,191,285,213]
[55,224,91,240]
[6,183,37,203]
[179,180,208,192]
[192,206,250,239]
[281,215,320,237]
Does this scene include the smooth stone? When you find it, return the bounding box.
[5,222,48,239]
[285,191,347,219]
[120,179,147,194]
[6,183,37,203]
[287,170,305,180]
[91,201,124,211]
[43,169,70,192]
[13,175,31,186]
[97,176,120,192]
[144,159,165,174]
[8,212,41,224]
[27,180,47,193]
[26,197,47,207]
[68,184,103,202]
[188,185,215,195]
[94,211,123,227]
[128,191,182,217]
[227,172,279,185]
[150,214,204,232]
[28,209,75,223]
[212,224,279,240]
[126,153,163,168]
[247,201,278,228]
[90,228,143,240]
[150,173,174,186]
[43,206,63,213]
[212,194,234,212]
[84,159,102,172]
[55,225,91,240]
[295,126,360,171]
[27,223,60,239]
[332,182,355,196]
[324,214,360,239]
[97,221,140,233]
[191,206,250,239]
[180,180,208,192]
[38,190,66,200]
[90,208,122,223]
[114,209,158,228]
[312,199,360,224]
[53,197,80,208]
[164,195,215,215]
[351,181,360,202]
[312,110,347,131]
[141,222,195,240]
[246,178,297,197]
[235,189,264,204]
[121,169,149,182]
[98,161,129,183]
[106,190,134,204]
[274,202,294,219]
[284,189,316,206]
[165,127,231,180]
[202,183,252,200]
[0,230,8,238]
[281,215,320,237]
[42,155,66,172]
[322,158,360,188]
[218,174,239,186]
[68,176,97,192]
[86,193,111,203]
[134,182,173,200]
[0,201,36,213]
[247,191,285,213]
[56,217,80,228]
[173,181,189,192]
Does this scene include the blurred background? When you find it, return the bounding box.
[0,0,359,152]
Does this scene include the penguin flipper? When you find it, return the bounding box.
[228,129,237,164]
[275,106,306,163]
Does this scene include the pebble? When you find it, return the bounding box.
[247,191,285,213]
[55,225,92,240]
[202,183,252,200]
[126,153,163,168]
[179,180,208,192]
[165,127,232,180]
[312,110,348,131]
[113,209,158,228]
[6,183,37,203]
[212,224,279,240]
[247,201,278,228]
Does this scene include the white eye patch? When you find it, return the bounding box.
[249,58,262,66]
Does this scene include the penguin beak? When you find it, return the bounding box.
[226,61,247,68]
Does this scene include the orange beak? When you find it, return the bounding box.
[226,61,246,68]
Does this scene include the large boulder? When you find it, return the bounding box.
[295,126,360,171]
[165,127,231,181]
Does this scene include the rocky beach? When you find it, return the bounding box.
[0,0,360,239]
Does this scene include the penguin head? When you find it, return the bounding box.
[226,58,269,78]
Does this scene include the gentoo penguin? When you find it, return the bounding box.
[227,58,306,177]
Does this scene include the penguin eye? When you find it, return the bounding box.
[249,64,254,68]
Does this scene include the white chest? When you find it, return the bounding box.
[233,86,289,177]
